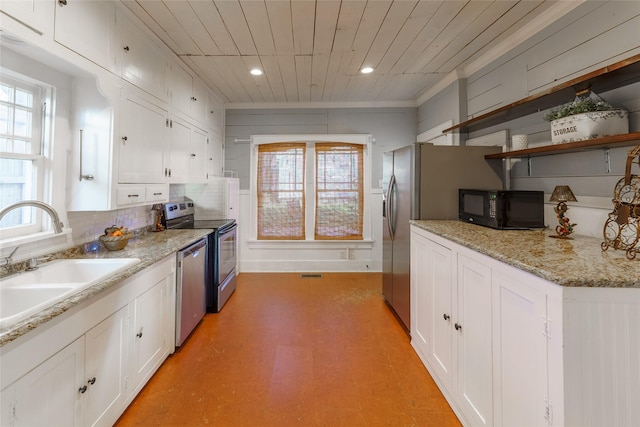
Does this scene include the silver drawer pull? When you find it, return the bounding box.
[79,130,94,181]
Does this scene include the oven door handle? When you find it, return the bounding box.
[168,217,194,229]
[217,222,238,235]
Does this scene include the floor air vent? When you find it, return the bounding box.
[300,274,323,278]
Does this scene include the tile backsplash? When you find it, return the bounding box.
[67,205,152,245]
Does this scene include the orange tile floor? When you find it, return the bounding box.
[114,273,461,426]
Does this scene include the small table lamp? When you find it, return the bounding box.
[549,185,578,238]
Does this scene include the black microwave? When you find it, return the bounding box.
[459,189,545,230]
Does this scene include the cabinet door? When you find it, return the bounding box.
[226,178,239,221]
[207,131,224,179]
[116,10,166,100]
[0,0,48,34]
[411,231,455,390]
[457,254,493,427]
[208,93,224,132]
[167,61,192,116]
[411,231,431,359]
[189,126,208,183]
[7,337,85,427]
[166,116,191,182]
[119,92,167,184]
[492,269,549,427]
[84,307,128,427]
[427,240,455,389]
[191,78,209,124]
[130,275,173,391]
[53,0,117,72]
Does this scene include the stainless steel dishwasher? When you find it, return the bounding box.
[175,238,207,346]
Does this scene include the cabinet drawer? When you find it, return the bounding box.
[145,185,169,203]
[116,186,146,206]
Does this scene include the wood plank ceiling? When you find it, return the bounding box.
[122,0,564,106]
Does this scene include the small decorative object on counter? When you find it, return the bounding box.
[601,145,640,260]
[99,225,133,251]
[549,185,578,239]
[149,204,165,232]
[543,89,628,144]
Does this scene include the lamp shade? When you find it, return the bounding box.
[549,185,578,202]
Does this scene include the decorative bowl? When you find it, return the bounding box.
[99,233,133,251]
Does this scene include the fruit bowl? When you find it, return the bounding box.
[99,232,133,251]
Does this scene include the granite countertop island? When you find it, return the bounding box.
[0,229,211,346]
[411,220,639,288]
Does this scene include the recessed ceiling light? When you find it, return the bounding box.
[360,66,374,74]
[250,68,263,76]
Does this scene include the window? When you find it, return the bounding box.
[0,74,46,238]
[315,143,363,240]
[253,135,369,241]
[257,143,306,240]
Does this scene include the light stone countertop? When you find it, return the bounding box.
[411,220,639,288]
[0,229,212,347]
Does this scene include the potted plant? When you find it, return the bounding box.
[543,91,628,144]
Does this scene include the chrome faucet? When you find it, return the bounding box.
[0,200,64,233]
[1,246,20,267]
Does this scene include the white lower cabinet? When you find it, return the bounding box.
[412,224,640,427]
[456,254,493,427]
[491,268,549,427]
[130,274,174,394]
[83,307,128,427]
[0,256,176,427]
[2,337,84,427]
[411,232,454,389]
[1,307,127,427]
[411,225,553,427]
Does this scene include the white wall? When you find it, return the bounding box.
[225,107,416,272]
[419,1,640,238]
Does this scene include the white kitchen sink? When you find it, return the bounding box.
[0,258,141,328]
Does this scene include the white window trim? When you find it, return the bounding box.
[0,73,48,239]
[250,134,372,243]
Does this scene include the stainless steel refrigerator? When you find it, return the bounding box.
[382,143,503,330]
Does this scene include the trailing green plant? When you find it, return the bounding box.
[543,93,618,121]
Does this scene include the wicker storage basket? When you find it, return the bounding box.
[99,233,133,251]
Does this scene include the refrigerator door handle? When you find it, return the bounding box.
[387,174,396,240]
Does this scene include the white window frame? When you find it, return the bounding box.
[0,72,50,239]
[250,134,372,242]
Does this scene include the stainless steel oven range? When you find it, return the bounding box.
[163,199,238,313]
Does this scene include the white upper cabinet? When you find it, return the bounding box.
[0,0,49,35]
[206,131,224,179]
[167,60,193,117]
[208,92,224,134]
[115,9,167,100]
[189,126,208,183]
[167,60,209,125]
[118,90,167,184]
[166,117,208,183]
[53,0,118,72]
[191,77,209,124]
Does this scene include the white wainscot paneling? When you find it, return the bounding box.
[562,287,640,427]
[238,190,382,273]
